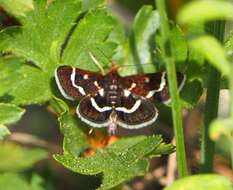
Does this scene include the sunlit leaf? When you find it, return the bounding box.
[62,9,117,72]
[118,5,160,76]
[58,113,88,157]
[54,135,174,190]
[0,0,33,16]
[164,174,233,190]
[189,35,230,77]
[210,118,233,141]
[177,0,233,25]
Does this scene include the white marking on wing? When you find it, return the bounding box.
[70,67,86,95]
[94,81,101,89]
[123,89,131,97]
[163,74,186,105]
[178,74,186,92]
[117,106,158,129]
[54,68,75,101]
[115,99,141,113]
[98,88,104,97]
[145,72,166,98]
[83,74,89,79]
[76,106,110,128]
[90,97,112,112]
[128,82,136,91]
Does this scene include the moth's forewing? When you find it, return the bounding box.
[55,65,103,100]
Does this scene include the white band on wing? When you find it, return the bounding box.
[90,97,112,112]
[115,99,141,113]
[55,68,75,101]
[146,72,166,98]
[71,67,86,96]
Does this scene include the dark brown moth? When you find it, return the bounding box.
[55,65,185,134]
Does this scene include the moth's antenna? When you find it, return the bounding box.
[88,52,105,75]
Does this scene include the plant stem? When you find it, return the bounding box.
[228,64,233,169]
[200,21,225,172]
[155,0,188,177]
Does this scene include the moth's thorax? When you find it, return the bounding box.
[103,72,122,107]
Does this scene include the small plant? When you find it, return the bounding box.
[0,0,232,190]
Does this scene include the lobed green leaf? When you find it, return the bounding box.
[49,96,69,115]
[58,112,88,157]
[0,1,119,105]
[54,135,174,190]
[62,9,117,72]
[0,0,82,71]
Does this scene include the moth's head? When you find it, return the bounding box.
[109,61,119,74]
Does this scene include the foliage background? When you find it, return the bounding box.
[0,0,233,190]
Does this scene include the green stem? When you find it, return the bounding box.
[200,21,225,172]
[229,65,233,169]
[156,0,188,177]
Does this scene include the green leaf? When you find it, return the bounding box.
[81,0,104,11]
[0,173,45,190]
[210,118,233,141]
[9,65,52,105]
[62,9,117,72]
[49,96,69,115]
[54,135,174,190]
[118,5,160,76]
[0,0,83,105]
[59,112,88,157]
[225,32,233,58]
[0,103,25,125]
[0,57,53,105]
[189,35,231,77]
[0,142,47,172]
[0,0,82,71]
[164,174,233,190]
[0,0,33,16]
[180,79,203,108]
[30,175,45,190]
[0,125,10,140]
[170,25,188,63]
[177,0,233,25]
[0,57,22,97]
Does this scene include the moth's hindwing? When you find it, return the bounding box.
[115,94,158,129]
[76,95,112,128]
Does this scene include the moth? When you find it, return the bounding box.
[55,65,185,134]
